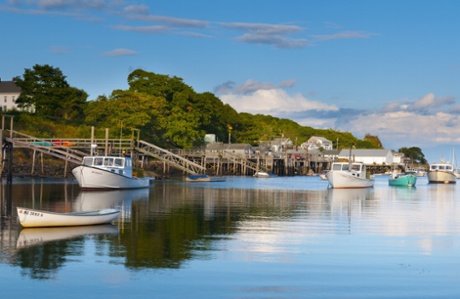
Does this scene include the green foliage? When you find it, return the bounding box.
[14,64,88,124]
[11,66,394,153]
[398,147,427,164]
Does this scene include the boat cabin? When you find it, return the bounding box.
[331,162,367,178]
[82,156,133,177]
[429,163,453,172]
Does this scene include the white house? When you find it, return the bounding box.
[338,149,398,165]
[0,79,21,111]
[301,136,333,151]
[270,137,293,153]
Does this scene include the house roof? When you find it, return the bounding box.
[308,136,331,142]
[206,143,251,150]
[338,149,392,157]
[0,81,21,93]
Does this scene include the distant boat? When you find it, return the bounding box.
[17,207,120,228]
[389,171,417,187]
[253,171,270,178]
[319,170,328,180]
[326,161,374,189]
[72,156,154,190]
[185,174,226,182]
[427,162,456,184]
[405,168,426,177]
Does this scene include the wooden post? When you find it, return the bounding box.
[91,126,95,156]
[0,130,3,175]
[32,150,36,174]
[105,128,109,156]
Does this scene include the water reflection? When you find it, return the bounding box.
[3,177,460,293]
[15,225,118,280]
[74,188,149,211]
[17,225,118,248]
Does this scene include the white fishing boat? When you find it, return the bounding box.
[72,156,154,190]
[427,161,456,184]
[17,207,120,228]
[326,161,374,189]
[185,174,226,182]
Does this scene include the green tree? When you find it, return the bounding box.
[85,90,168,142]
[399,147,427,164]
[14,64,88,123]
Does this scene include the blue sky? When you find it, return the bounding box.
[2,0,460,163]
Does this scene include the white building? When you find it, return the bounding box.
[301,136,333,151]
[338,149,398,165]
[0,79,21,111]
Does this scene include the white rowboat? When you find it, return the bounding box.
[17,207,120,228]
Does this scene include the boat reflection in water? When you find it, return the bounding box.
[73,188,150,211]
[326,188,374,213]
[16,224,118,249]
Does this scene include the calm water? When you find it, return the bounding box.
[1,175,460,298]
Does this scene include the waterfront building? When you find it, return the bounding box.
[0,79,21,111]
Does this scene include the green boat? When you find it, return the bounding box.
[389,173,417,187]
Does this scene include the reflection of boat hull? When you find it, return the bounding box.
[17,207,120,228]
[326,171,374,189]
[72,166,152,189]
[389,174,417,187]
[74,189,149,211]
[17,225,118,248]
[427,171,456,184]
[185,174,226,182]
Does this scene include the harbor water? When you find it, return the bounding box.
[1,175,460,298]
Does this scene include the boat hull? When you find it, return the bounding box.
[326,171,374,189]
[389,174,417,187]
[185,174,226,182]
[427,170,456,184]
[253,171,270,178]
[17,207,120,228]
[72,166,151,189]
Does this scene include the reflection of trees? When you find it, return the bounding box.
[16,239,82,279]
[116,184,329,270]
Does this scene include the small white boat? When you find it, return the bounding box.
[326,161,374,189]
[427,162,456,184]
[253,171,270,178]
[185,174,226,182]
[72,156,154,190]
[17,207,120,228]
[319,170,328,180]
[405,168,427,177]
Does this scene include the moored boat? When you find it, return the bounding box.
[72,156,154,190]
[326,161,374,189]
[253,171,270,178]
[185,174,226,182]
[427,162,456,184]
[17,207,120,228]
[389,171,417,187]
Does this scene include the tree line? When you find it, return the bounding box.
[8,64,427,164]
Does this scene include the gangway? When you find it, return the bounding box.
[223,152,270,174]
[136,140,206,174]
[1,129,207,175]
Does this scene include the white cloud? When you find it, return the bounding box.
[219,88,338,115]
[102,48,137,57]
